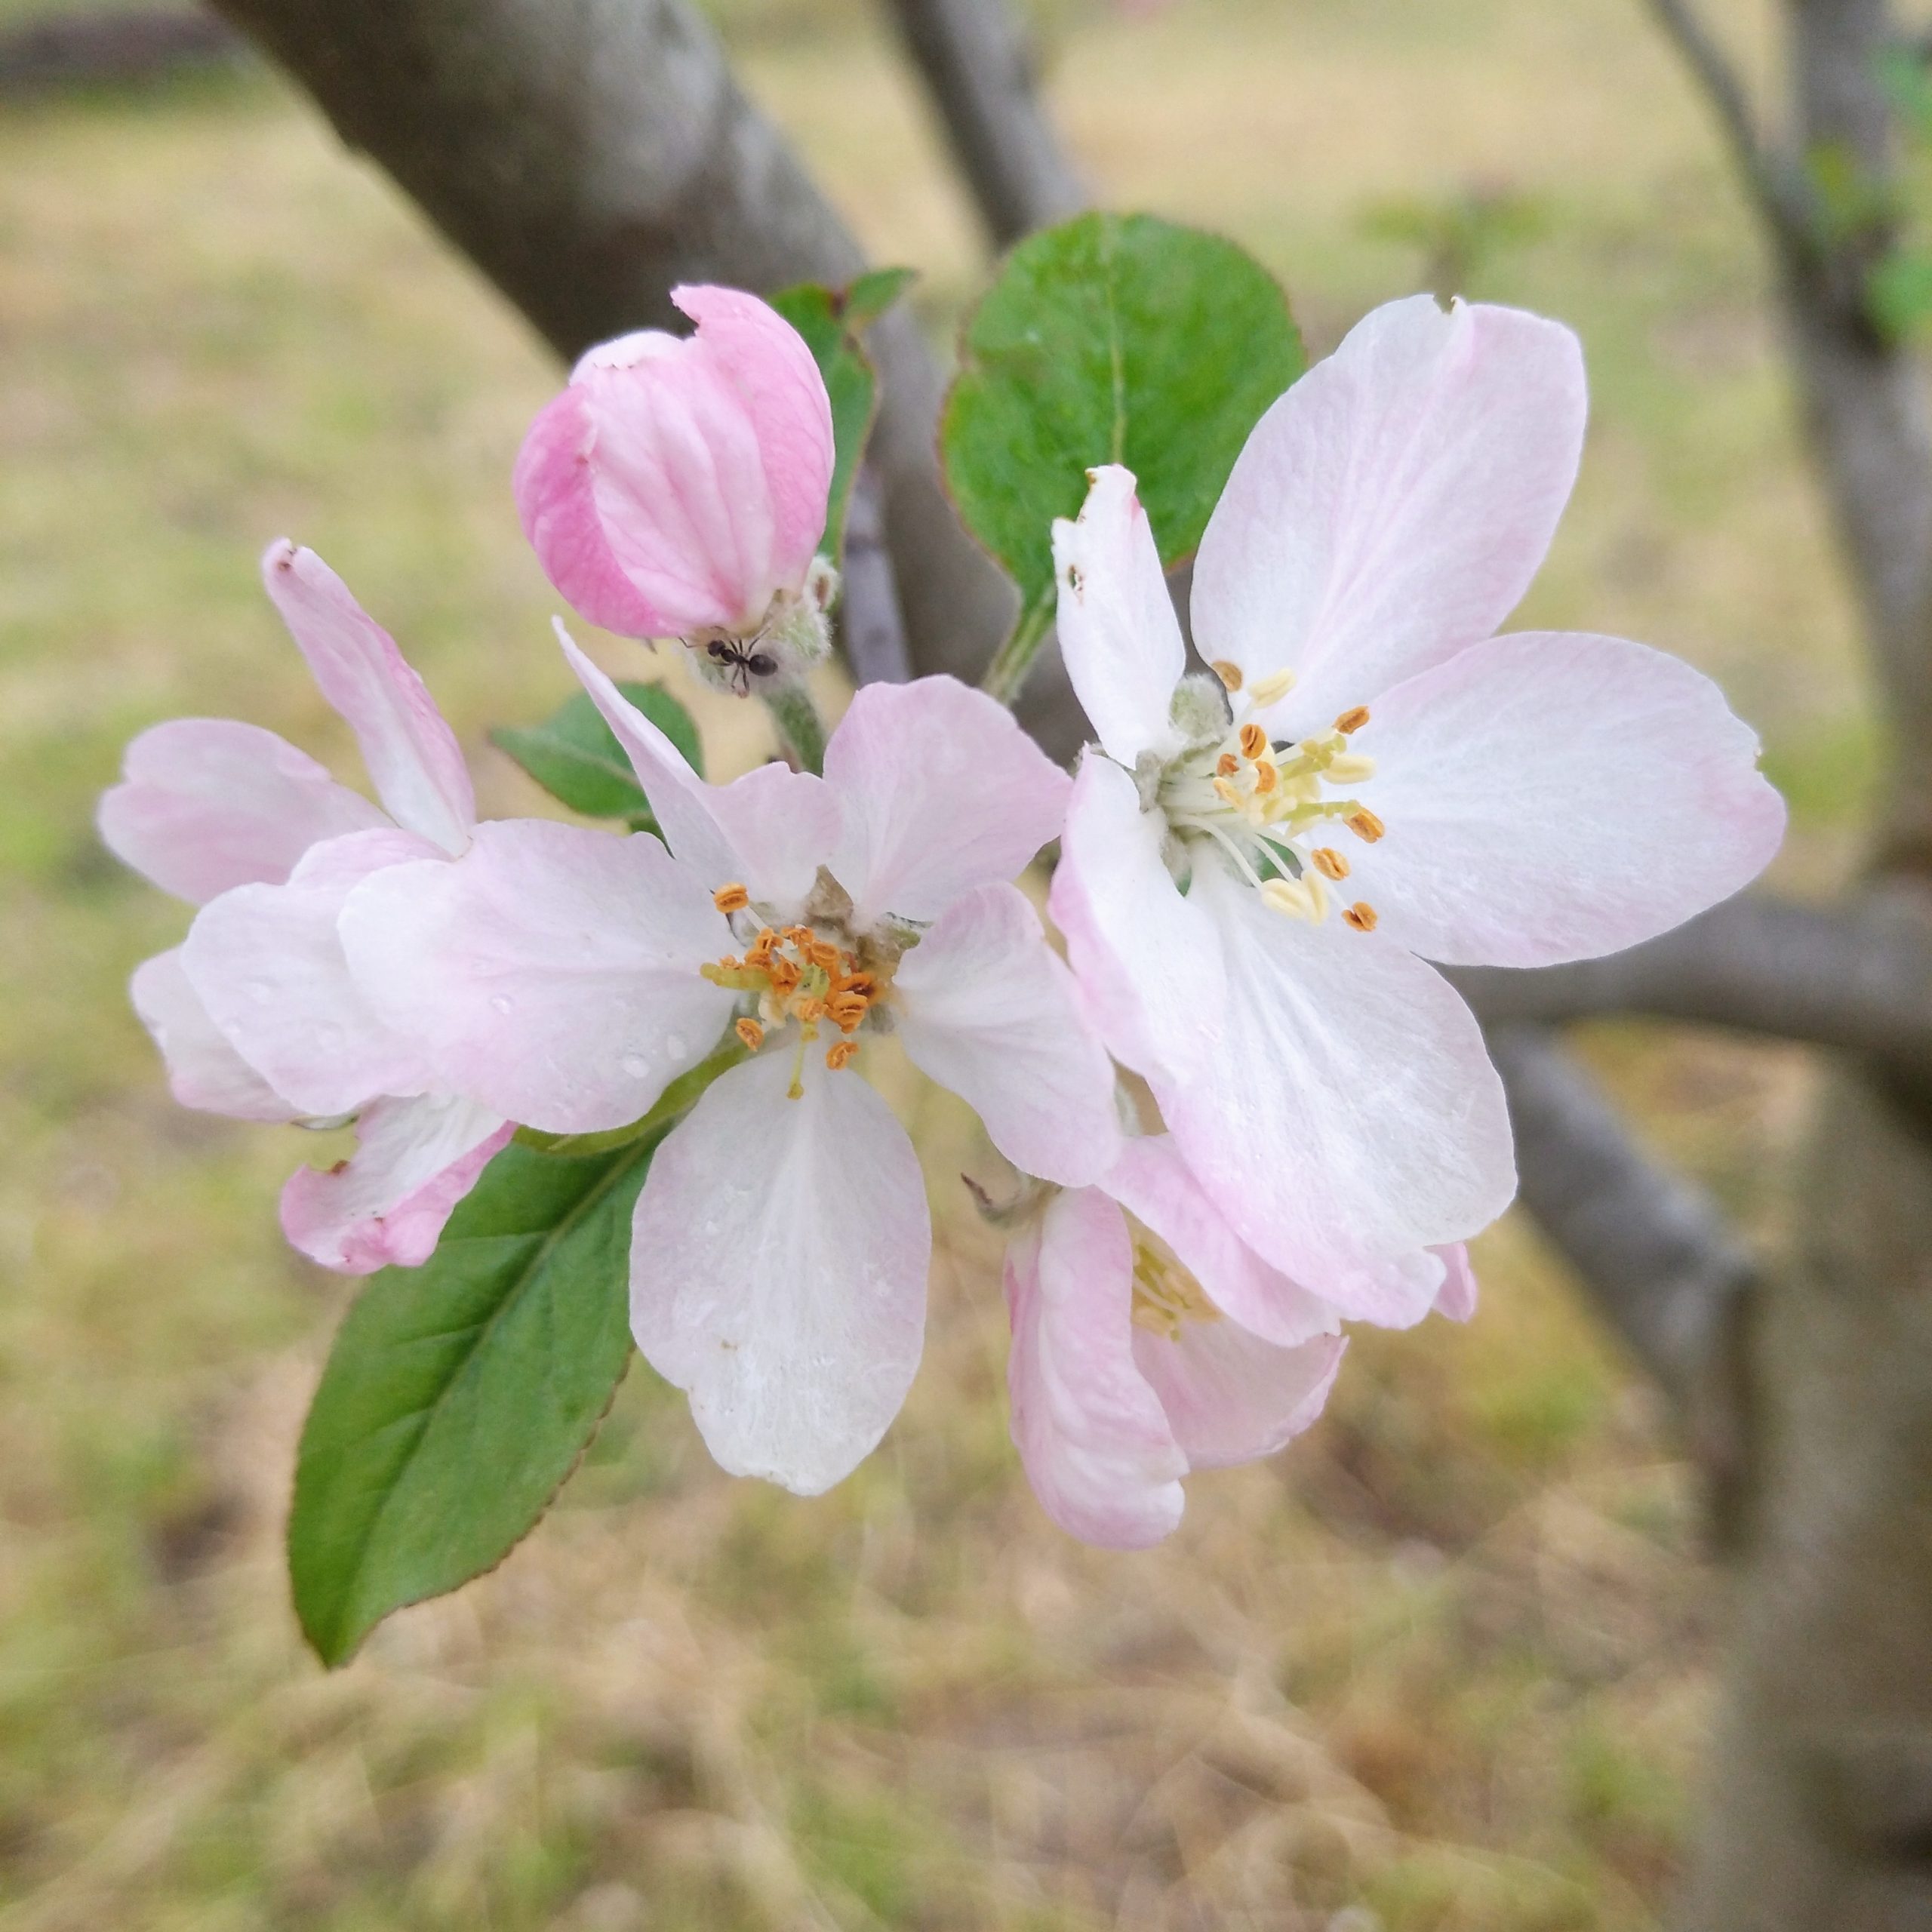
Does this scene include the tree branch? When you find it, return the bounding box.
[1453,890,1932,1072]
[879,0,1084,247]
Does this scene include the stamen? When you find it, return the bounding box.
[1216,752,1239,777]
[1260,875,1329,922]
[1324,750,1377,784]
[1211,659,1244,692]
[1238,721,1269,761]
[1252,758,1278,795]
[825,1039,857,1071]
[735,1017,765,1051]
[713,882,750,914]
[1248,667,1297,708]
[1345,808,1386,843]
[826,989,868,1031]
[1334,706,1371,735]
[1212,777,1241,808]
[1343,901,1380,932]
[1312,846,1349,881]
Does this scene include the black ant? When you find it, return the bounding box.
[703,636,778,696]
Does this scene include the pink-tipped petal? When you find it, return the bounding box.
[261,543,475,854]
[182,827,440,1118]
[1133,1321,1346,1472]
[280,1094,510,1275]
[129,948,295,1121]
[517,291,832,639]
[99,718,386,906]
[1341,631,1787,967]
[1048,751,1224,1087]
[1005,1187,1187,1549]
[630,1049,931,1496]
[1434,1243,1479,1322]
[559,626,837,911]
[825,675,1071,928]
[1052,465,1187,766]
[1192,297,1586,739]
[1158,859,1515,1294]
[892,881,1121,1188]
[1102,1135,1337,1347]
[340,817,735,1136]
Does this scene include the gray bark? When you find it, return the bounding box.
[205,0,1094,753]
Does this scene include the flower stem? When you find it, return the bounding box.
[762,681,829,776]
[980,588,1057,709]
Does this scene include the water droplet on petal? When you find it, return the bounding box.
[489,993,514,1015]
[620,1051,650,1079]
[245,978,273,1004]
[664,1032,687,1059]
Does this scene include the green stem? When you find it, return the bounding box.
[762,681,829,776]
[979,589,1057,709]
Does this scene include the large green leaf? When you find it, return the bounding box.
[491,678,702,828]
[770,269,915,565]
[940,213,1304,611]
[288,1128,665,1666]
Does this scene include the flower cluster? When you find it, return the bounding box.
[103,284,1783,1546]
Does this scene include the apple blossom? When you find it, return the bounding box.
[340,638,1121,1494]
[99,542,510,1273]
[513,285,839,697]
[1048,295,1786,1303]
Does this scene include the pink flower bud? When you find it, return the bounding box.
[514,285,835,642]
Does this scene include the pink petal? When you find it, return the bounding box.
[1191,297,1586,740]
[1004,1186,1186,1549]
[825,675,1071,928]
[280,1094,510,1275]
[630,1049,931,1495]
[1102,1135,1336,1347]
[560,626,838,911]
[340,817,735,1135]
[1157,859,1515,1296]
[1134,1321,1346,1472]
[515,289,832,639]
[1051,465,1186,766]
[1434,1242,1478,1322]
[1048,751,1223,1088]
[261,542,475,854]
[1341,631,1787,967]
[99,718,386,906]
[128,948,295,1121]
[182,827,441,1118]
[892,882,1121,1187]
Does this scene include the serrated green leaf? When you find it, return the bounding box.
[940,212,1305,607]
[288,1129,666,1666]
[769,274,913,565]
[491,678,701,826]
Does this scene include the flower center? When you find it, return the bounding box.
[1129,1225,1222,1341]
[701,887,891,1094]
[1159,667,1385,931]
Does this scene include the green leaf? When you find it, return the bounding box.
[288,1128,666,1666]
[940,212,1305,608]
[769,270,916,564]
[491,679,701,826]
[1869,250,1932,341]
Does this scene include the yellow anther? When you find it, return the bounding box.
[713,881,750,914]
[1252,758,1278,795]
[1216,752,1239,777]
[1325,750,1377,784]
[1213,777,1241,808]
[1312,846,1349,881]
[825,1038,858,1072]
[1238,721,1269,761]
[1248,667,1297,708]
[1343,901,1380,932]
[1260,875,1329,922]
[1334,706,1371,735]
[734,1017,765,1051]
[826,989,869,1032]
[1345,808,1386,844]
[1211,659,1244,692]
[1130,1232,1222,1340]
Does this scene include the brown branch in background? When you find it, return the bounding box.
[881,0,1085,247]
[0,8,242,98]
[1454,891,1932,1075]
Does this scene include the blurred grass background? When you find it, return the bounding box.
[0,0,1863,1924]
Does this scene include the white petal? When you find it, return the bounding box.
[1156,858,1515,1294]
[629,1051,931,1495]
[823,676,1070,928]
[128,948,294,1121]
[1192,297,1586,739]
[340,817,735,1134]
[1342,631,1787,966]
[1051,465,1186,766]
[182,827,439,1118]
[893,881,1121,1187]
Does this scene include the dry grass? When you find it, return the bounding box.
[0,1,1858,1924]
